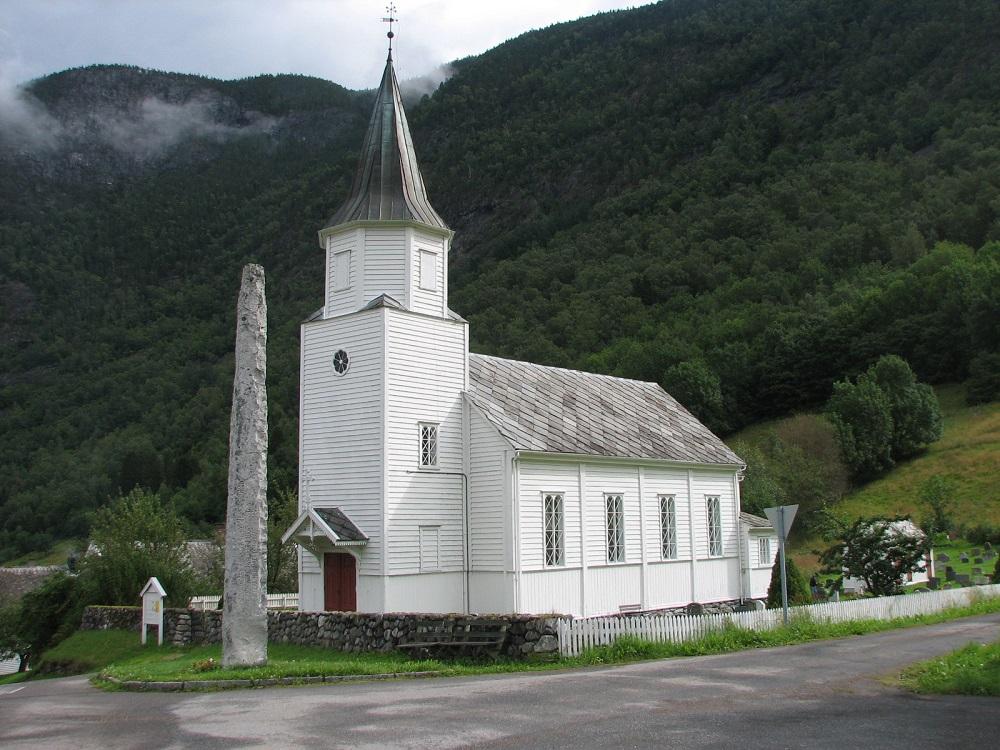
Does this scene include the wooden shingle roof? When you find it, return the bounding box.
[468,354,742,466]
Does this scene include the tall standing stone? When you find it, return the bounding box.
[222,263,268,667]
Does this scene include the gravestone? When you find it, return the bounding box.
[985,551,996,561]
[971,548,981,557]
[936,553,950,563]
[972,567,982,575]
[945,566,956,581]
[974,557,983,564]
[955,573,970,585]
[960,554,969,563]
[973,575,989,585]
[927,577,939,590]
[222,264,269,668]
[985,541,993,552]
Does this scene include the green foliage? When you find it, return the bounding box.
[826,376,895,478]
[663,359,727,434]
[0,600,31,671]
[766,552,811,607]
[827,356,941,479]
[733,414,850,533]
[81,488,196,608]
[267,485,299,592]
[13,573,82,665]
[994,554,1000,583]
[919,475,955,536]
[967,352,1000,405]
[2,0,1000,558]
[820,516,929,596]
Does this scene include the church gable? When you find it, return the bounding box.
[467,354,741,466]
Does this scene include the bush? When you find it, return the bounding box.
[962,524,1000,546]
[820,516,928,596]
[766,553,811,607]
[13,573,83,666]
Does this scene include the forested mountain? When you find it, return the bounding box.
[2,0,998,560]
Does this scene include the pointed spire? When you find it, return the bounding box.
[324,54,448,231]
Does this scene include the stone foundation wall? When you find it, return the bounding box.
[80,606,564,658]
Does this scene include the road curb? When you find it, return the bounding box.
[99,670,442,692]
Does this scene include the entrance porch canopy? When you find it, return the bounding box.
[281,507,368,559]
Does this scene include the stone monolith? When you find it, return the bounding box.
[222,263,268,667]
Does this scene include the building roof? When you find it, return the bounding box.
[741,512,773,529]
[467,354,742,466]
[312,507,368,543]
[324,55,448,231]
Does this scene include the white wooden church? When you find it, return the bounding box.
[282,50,777,618]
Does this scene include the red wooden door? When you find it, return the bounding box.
[323,553,357,611]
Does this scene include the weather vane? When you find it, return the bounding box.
[382,3,398,56]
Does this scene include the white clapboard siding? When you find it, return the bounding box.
[300,311,384,574]
[643,466,692,561]
[517,460,582,570]
[691,471,736,559]
[384,308,467,574]
[469,409,511,571]
[325,230,358,317]
[363,227,406,304]
[557,584,1000,657]
[583,463,640,565]
[409,229,447,317]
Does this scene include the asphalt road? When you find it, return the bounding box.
[2,613,998,749]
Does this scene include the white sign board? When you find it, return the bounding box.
[140,577,166,646]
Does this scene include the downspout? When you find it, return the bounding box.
[734,467,747,603]
[512,450,522,614]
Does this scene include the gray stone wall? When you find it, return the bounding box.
[0,566,63,602]
[80,607,564,658]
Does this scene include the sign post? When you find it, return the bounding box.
[140,577,167,646]
[763,505,798,625]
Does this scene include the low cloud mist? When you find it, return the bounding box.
[398,63,456,104]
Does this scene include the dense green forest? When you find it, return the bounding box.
[1,0,999,560]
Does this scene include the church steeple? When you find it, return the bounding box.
[324,54,447,231]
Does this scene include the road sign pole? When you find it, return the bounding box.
[779,506,789,625]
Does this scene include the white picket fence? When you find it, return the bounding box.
[188,593,299,611]
[556,584,1000,657]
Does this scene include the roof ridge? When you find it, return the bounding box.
[469,352,659,388]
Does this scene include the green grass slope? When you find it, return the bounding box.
[837,385,1000,525]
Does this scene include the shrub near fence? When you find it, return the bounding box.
[556,584,1000,657]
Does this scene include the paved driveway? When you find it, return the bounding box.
[2,613,998,749]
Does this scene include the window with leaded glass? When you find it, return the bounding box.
[659,495,677,559]
[418,423,438,468]
[605,494,624,563]
[707,495,722,557]
[543,493,564,567]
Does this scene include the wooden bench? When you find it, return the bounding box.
[398,619,509,660]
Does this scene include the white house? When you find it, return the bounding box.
[741,512,778,600]
[282,50,764,617]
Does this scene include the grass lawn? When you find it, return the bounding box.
[899,640,1000,696]
[34,629,156,675]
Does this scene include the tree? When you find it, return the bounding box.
[80,488,195,608]
[826,355,942,479]
[765,553,811,608]
[825,376,894,478]
[8,573,81,666]
[820,517,929,597]
[919,475,955,537]
[967,351,1000,405]
[267,485,299,593]
[869,355,942,460]
[663,359,728,434]
[0,600,31,672]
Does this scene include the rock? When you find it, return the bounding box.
[222,264,269,668]
[534,635,559,653]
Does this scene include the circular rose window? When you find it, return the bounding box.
[332,349,350,376]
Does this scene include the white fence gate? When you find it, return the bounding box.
[188,593,299,611]
[557,584,1000,657]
